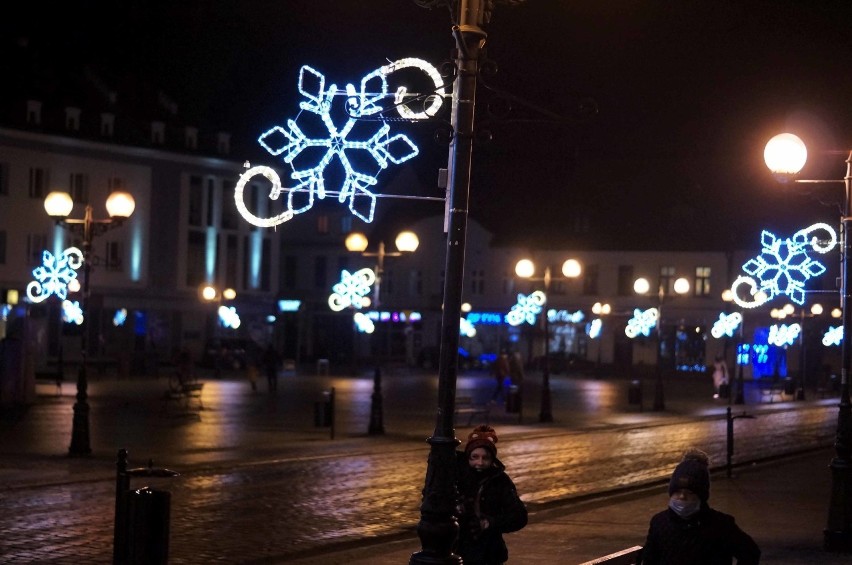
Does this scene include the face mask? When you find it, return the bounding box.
[669,498,701,518]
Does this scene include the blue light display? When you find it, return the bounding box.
[466,312,505,325]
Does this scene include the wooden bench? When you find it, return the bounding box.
[455,396,491,426]
[577,545,643,565]
[758,383,786,403]
[163,376,204,413]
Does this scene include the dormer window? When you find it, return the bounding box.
[217,132,230,155]
[151,121,165,145]
[101,113,115,137]
[26,100,42,125]
[185,126,198,150]
[65,107,81,131]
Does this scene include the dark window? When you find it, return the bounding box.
[314,256,327,289]
[0,162,9,196]
[27,233,47,266]
[188,176,203,226]
[105,241,123,272]
[617,265,634,296]
[28,168,48,199]
[583,264,599,295]
[261,238,271,291]
[69,173,89,204]
[186,231,206,288]
[317,215,329,235]
[206,179,216,226]
[222,180,239,230]
[283,256,297,290]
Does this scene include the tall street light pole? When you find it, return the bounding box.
[634,275,689,411]
[44,189,136,456]
[764,133,852,552]
[592,301,611,378]
[345,230,419,435]
[515,257,582,422]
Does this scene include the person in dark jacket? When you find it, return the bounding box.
[455,425,528,565]
[640,448,760,565]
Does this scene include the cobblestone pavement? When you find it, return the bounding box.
[0,368,840,563]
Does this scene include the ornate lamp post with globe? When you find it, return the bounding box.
[43,189,136,456]
[514,257,582,422]
[764,132,852,551]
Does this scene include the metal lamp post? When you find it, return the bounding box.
[722,289,748,405]
[345,230,419,435]
[44,189,135,456]
[592,301,611,378]
[771,302,823,400]
[634,275,689,411]
[200,285,238,374]
[515,257,582,422]
[764,132,852,551]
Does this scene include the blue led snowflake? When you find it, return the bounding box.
[769,323,800,347]
[506,291,546,327]
[625,308,658,338]
[62,300,83,325]
[734,223,836,307]
[711,312,743,339]
[27,247,84,303]
[257,65,420,223]
[823,326,843,346]
[328,268,376,311]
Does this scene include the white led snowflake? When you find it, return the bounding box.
[506,291,546,326]
[459,317,477,338]
[769,323,801,347]
[711,312,743,339]
[730,223,836,308]
[236,58,446,228]
[27,247,84,303]
[823,325,843,347]
[353,312,375,334]
[328,268,376,311]
[218,305,241,329]
[625,308,658,338]
[62,300,83,325]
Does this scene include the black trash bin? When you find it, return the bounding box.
[126,487,171,565]
[628,380,643,405]
[505,385,521,413]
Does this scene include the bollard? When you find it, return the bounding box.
[726,407,755,478]
[628,379,643,410]
[312,387,335,439]
[113,449,179,565]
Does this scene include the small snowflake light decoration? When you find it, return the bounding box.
[235,58,446,228]
[823,325,843,347]
[62,300,84,325]
[113,308,128,327]
[506,291,546,327]
[587,318,602,339]
[328,268,376,311]
[711,312,743,339]
[625,307,658,338]
[218,305,241,329]
[769,323,801,347]
[730,223,836,308]
[459,317,477,338]
[354,311,375,334]
[27,247,84,303]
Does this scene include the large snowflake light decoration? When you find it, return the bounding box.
[711,312,743,339]
[27,247,84,303]
[235,58,447,228]
[506,291,546,327]
[625,307,658,338]
[328,268,376,311]
[730,223,836,308]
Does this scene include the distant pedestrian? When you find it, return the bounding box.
[455,425,528,565]
[711,355,729,399]
[491,351,510,402]
[639,448,760,565]
[263,344,280,392]
[508,351,524,386]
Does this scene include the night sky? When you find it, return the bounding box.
[9,0,852,250]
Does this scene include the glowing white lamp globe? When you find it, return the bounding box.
[44,191,74,217]
[674,277,690,295]
[201,285,217,301]
[562,258,582,278]
[106,191,136,218]
[345,232,369,253]
[395,230,419,253]
[223,288,237,301]
[634,277,651,295]
[515,259,535,278]
[764,133,807,175]
[811,303,823,316]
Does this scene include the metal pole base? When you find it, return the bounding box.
[539,378,553,423]
[368,367,384,435]
[68,366,91,456]
[825,456,852,552]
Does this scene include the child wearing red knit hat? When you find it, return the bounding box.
[455,425,527,565]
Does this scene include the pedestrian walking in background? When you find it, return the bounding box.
[263,344,280,392]
[491,351,510,402]
[711,355,729,399]
[639,448,760,565]
[455,425,528,565]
